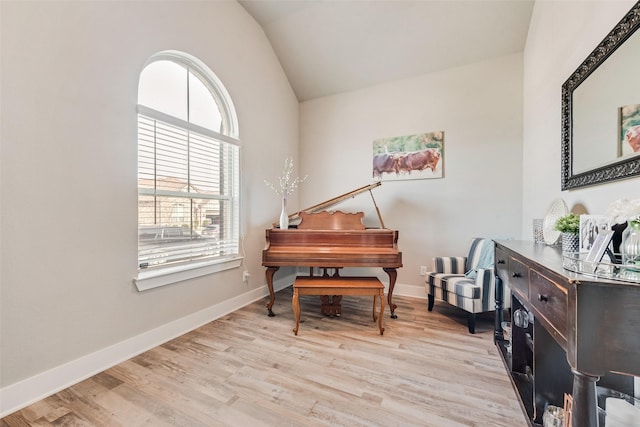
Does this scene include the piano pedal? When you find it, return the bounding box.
[321,305,342,317]
[320,294,342,317]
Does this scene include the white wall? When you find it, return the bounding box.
[0,0,299,414]
[299,53,524,293]
[522,0,639,232]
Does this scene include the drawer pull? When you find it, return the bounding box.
[497,259,505,264]
[537,294,548,302]
[512,272,521,278]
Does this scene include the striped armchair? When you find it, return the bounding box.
[425,238,510,333]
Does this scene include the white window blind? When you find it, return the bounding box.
[137,54,239,272]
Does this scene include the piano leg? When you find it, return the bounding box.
[265,266,279,316]
[383,267,398,319]
[292,287,300,335]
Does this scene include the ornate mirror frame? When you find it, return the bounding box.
[561,1,640,190]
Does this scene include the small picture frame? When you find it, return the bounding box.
[579,215,610,253]
[585,230,614,271]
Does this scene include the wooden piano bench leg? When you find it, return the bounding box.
[378,288,385,335]
[372,295,377,321]
[292,288,301,335]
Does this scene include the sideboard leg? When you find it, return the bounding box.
[494,276,504,341]
[570,369,599,427]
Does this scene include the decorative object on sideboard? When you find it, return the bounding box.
[563,393,573,427]
[578,214,610,253]
[606,198,640,269]
[542,198,569,245]
[533,218,544,244]
[584,231,614,272]
[621,219,640,269]
[562,232,580,255]
[562,249,640,284]
[264,157,308,230]
[611,222,628,261]
[555,213,580,254]
[513,307,533,329]
[501,321,512,354]
[542,405,564,427]
[596,386,640,427]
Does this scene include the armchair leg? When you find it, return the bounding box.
[427,294,434,312]
[467,313,476,334]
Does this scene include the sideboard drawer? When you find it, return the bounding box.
[508,257,529,297]
[530,270,567,338]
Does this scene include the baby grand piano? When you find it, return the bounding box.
[261,182,403,318]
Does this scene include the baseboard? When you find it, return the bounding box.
[394,282,427,300]
[0,274,294,418]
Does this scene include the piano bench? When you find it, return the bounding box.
[292,276,385,336]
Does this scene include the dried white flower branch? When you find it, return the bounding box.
[264,157,308,198]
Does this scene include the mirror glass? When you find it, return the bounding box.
[561,3,640,190]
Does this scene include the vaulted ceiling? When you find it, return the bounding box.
[239,0,535,101]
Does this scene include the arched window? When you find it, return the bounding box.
[136,51,240,283]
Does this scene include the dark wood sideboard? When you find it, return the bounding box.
[494,240,639,427]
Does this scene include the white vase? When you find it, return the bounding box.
[279,197,289,230]
[621,219,640,267]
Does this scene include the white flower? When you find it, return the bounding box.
[605,198,640,224]
[264,157,308,198]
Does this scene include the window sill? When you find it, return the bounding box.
[134,256,243,291]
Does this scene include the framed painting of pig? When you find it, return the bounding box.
[372,131,443,181]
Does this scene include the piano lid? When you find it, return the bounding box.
[274,182,386,229]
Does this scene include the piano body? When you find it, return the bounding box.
[261,182,403,318]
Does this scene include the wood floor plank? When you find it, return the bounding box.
[2,290,527,426]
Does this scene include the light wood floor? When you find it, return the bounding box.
[2,288,527,426]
